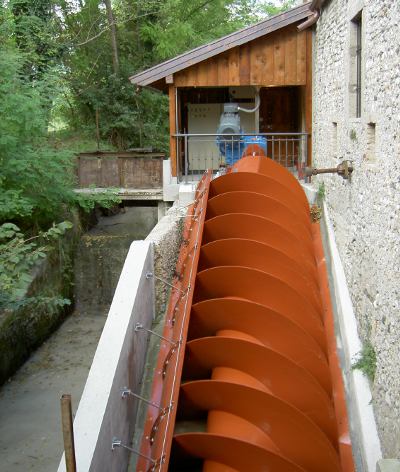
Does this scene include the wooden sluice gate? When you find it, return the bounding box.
[135,154,355,472]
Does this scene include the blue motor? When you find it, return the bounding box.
[242,135,267,155]
[216,103,243,166]
[216,101,266,166]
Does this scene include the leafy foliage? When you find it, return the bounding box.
[137,0,260,62]
[258,0,298,17]
[0,221,73,311]
[0,20,120,227]
[75,188,122,213]
[53,0,298,149]
[0,45,74,225]
[10,0,62,81]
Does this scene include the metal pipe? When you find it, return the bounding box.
[305,160,354,180]
[237,92,261,114]
[60,394,77,472]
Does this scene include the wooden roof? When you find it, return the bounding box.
[129,2,312,88]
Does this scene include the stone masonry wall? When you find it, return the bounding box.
[312,0,400,457]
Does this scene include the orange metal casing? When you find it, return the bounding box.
[135,156,355,472]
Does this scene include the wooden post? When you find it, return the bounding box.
[60,394,77,472]
[169,85,177,177]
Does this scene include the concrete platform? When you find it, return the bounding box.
[75,188,163,201]
[0,311,106,472]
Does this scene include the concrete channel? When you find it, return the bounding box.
[0,206,158,472]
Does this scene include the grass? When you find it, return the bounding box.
[317,181,326,201]
[48,128,116,154]
[352,341,377,381]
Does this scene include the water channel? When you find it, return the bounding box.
[0,205,158,472]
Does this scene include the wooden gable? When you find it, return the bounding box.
[173,26,308,88]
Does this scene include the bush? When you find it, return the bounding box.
[0,221,73,311]
[0,47,77,227]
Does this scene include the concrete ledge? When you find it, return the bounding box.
[178,183,196,205]
[322,203,382,472]
[377,460,400,472]
[146,204,183,319]
[162,159,179,202]
[300,182,318,205]
[75,188,163,201]
[57,241,154,472]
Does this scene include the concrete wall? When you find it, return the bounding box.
[321,204,382,472]
[57,241,154,472]
[312,0,400,457]
[146,204,183,321]
[0,211,81,385]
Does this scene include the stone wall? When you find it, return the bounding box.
[312,0,400,457]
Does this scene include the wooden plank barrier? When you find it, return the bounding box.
[77,151,164,189]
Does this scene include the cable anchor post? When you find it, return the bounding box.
[111,437,165,469]
[145,272,188,296]
[134,323,181,347]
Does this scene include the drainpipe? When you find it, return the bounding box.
[297,0,326,31]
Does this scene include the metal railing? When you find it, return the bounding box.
[173,132,308,183]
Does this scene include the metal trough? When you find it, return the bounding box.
[135,156,355,472]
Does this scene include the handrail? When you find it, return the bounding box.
[173,132,309,137]
[173,132,309,183]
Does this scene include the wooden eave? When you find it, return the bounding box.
[129,2,312,91]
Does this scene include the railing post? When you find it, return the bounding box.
[184,134,188,184]
[272,135,275,162]
[60,394,77,472]
[285,138,288,168]
[176,135,180,181]
[304,133,309,182]
[172,132,308,182]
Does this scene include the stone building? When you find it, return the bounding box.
[312,0,400,457]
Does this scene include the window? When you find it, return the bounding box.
[366,122,376,162]
[332,122,338,157]
[350,13,362,117]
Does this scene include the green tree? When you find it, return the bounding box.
[10,0,62,81]
[0,45,74,226]
[53,0,267,149]
[137,0,260,62]
[258,0,299,17]
[4,0,301,152]
[0,11,120,226]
